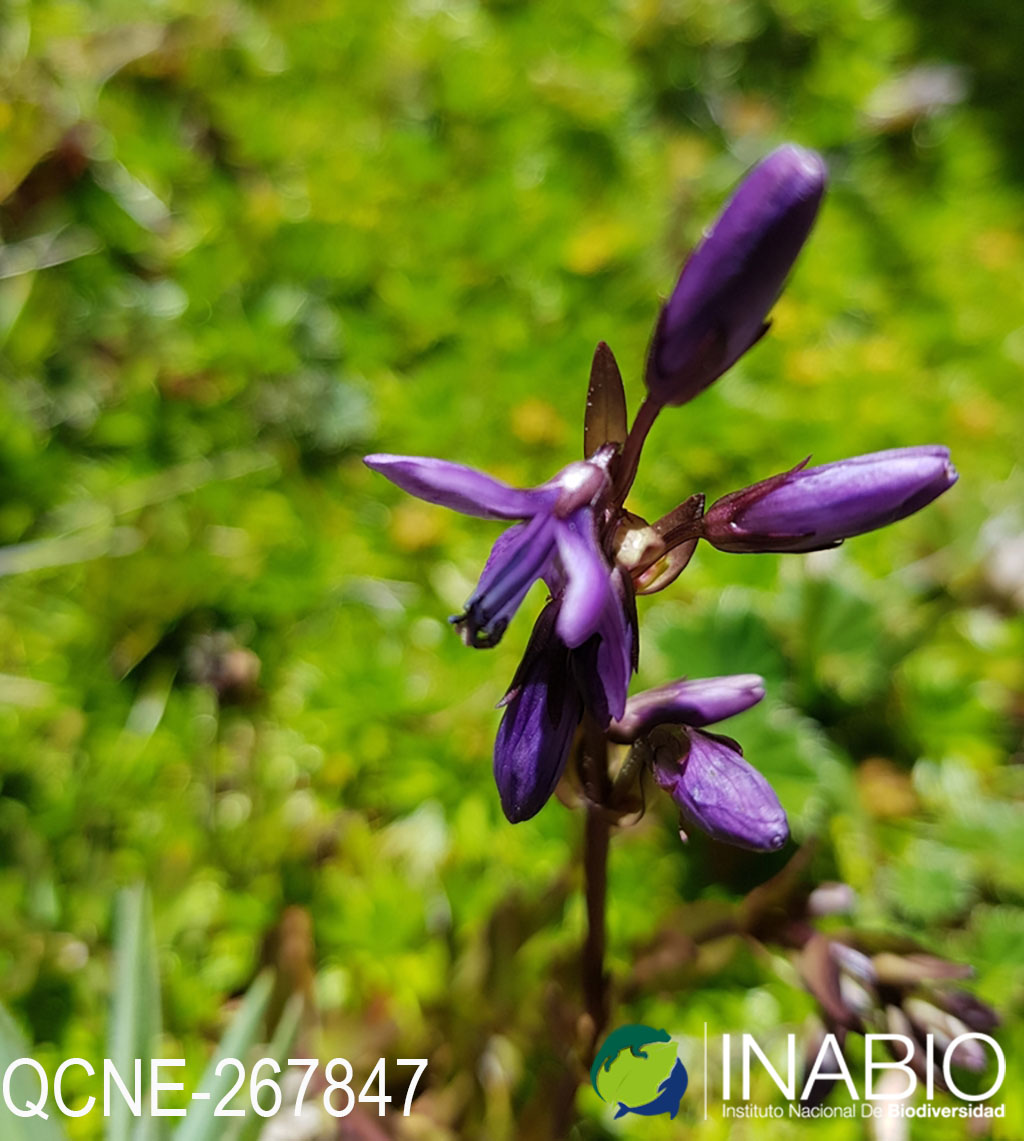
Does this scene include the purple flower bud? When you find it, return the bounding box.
[703,446,958,553]
[933,991,999,1035]
[904,999,985,1068]
[830,943,877,983]
[872,952,973,987]
[652,728,789,851]
[807,882,857,917]
[646,144,827,407]
[608,674,764,743]
[494,605,582,822]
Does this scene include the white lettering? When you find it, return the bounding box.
[104,1059,142,1116]
[151,1059,186,1117]
[865,1035,917,1100]
[799,1033,859,1101]
[943,1035,1005,1101]
[742,1033,796,1099]
[54,1058,95,1117]
[3,1058,49,1119]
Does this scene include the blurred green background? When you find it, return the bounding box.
[1,0,1022,1137]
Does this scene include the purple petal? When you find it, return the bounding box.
[653,729,789,851]
[363,454,554,520]
[609,674,765,743]
[453,513,558,648]
[646,144,827,407]
[554,508,613,648]
[593,584,633,722]
[494,606,583,822]
[573,570,634,724]
[704,446,957,553]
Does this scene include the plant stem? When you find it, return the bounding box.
[582,803,610,1057]
[580,718,612,1062]
[612,395,661,507]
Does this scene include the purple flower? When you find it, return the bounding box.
[493,604,583,822]
[492,571,637,822]
[493,591,637,821]
[651,729,789,852]
[646,144,827,408]
[366,141,957,838]
[366,446,641,824]
[548,559,635,725]
[364,451,614,649]
[608,674,765,743]
[702,446,958,554]
[607,674,786,851]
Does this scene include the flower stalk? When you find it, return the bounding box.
[611,394,661,508]
[364,142,959,1078]
[580,718,612,1061]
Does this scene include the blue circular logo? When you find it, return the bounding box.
[590,1023,688,1120]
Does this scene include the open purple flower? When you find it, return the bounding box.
[367,444,640,825]
[364,451,615,650]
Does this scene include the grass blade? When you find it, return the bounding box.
[107,885,162,1141]
[231,992,306,1141]
[0,1003,70,1141]
[173,971,274,1141]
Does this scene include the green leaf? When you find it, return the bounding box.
[172,972,274,1141]
[108,884,163,1141]
[231,993,305,1141]
[0,1003,69,1141]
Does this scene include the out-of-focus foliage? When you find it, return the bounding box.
[0,0,1022,1137]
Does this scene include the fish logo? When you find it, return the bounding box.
[590,1023,688,1120]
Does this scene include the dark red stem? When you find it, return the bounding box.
[612,394,662,507]
[580,718,612,1063]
